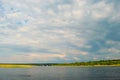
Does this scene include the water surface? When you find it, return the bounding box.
[0,66,119,80]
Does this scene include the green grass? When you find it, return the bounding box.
[0,64,32,68]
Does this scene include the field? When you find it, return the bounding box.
[0,64,32,68]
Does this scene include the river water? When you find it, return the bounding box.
[0,66,119,80]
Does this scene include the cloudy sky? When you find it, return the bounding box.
[0,0,120,63]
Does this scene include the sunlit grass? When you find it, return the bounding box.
[0,64,32,68]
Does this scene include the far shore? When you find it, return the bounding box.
[0,59,119,68]
[0,64,32,68]
[52,64,120,67]
[0,64,119,68]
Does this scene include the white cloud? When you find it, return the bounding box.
[91,1,113,19]
[6,53,66,62]
[0,0,119,62]
[99,47,120,54]
[73,57,81,61]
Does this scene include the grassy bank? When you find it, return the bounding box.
[0,59,119,68]
[52,59,120,66]
[0,64,32,68]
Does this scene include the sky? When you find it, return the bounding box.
[0,0,120,63]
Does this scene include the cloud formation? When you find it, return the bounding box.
[0,0,120,63]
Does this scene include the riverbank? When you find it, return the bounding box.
[0,64,32,68]
[0,59,119,68]
[52,59,120,67]
[52,64,120,67]
[0,64,119,68]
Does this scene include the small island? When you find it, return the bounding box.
[0,59,119,68]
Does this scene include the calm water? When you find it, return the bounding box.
[0,66,119,80]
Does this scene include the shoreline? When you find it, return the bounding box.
[0,64,32,68]
[52,65,120,67]
[0,59,119,68]
[0,64,119,68]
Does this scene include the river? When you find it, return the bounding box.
[0,66,119,80]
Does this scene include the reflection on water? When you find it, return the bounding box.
[18,74,31,77]
[0,66,119,80]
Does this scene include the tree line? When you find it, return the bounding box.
[53,59,120,66]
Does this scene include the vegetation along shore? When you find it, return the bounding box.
[0,59,119,68]
[52,59,120,66]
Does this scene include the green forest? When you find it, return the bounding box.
[53,59,120,66]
